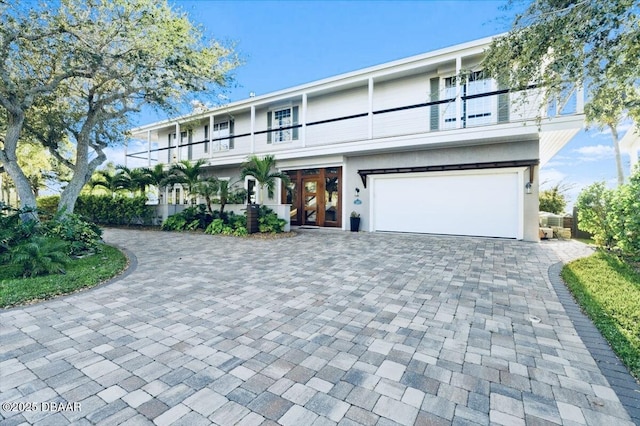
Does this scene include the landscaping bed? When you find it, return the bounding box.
[562,251,640,381]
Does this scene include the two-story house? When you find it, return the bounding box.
[127,35,584,241]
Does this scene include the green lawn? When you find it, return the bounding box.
[562,252,640,380]
[0,244,127,309]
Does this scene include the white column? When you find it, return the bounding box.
[174,123,180,162]
[250,105,256,153]
[147,130,151,167]
[368,77,374,139]
[124,141,128,167]
[301,93,307,147]
[209,115,215,157]
[455,56,462,129]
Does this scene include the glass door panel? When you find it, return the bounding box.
[303,179,318,225]
[324,176,339,223]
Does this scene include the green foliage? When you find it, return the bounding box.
[0,245,126,308]
[257,205,286,233]
[161,204,212,231]
[240,155,290,203]
[75,195,153,226]
[41,212,103,256]
[204,218,225,235]
[36,195,60,217]
[2,236,70,278]
[539,184,567,214]
[562,252,640,380]
[576,182,616,248]
[576,167,640,259]
[609,168,640,259]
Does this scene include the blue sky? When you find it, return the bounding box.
[110,0,635,211]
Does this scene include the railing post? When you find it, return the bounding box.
[250,105,256,153]
[368,77,374,139]
[302,94,307,147]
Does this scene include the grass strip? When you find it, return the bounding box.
[0,244,127,309]
[562,251,640,380]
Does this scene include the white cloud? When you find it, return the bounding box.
[573,144,615,162]
[539,168,567,188]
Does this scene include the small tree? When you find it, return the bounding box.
[193,178,219,215]
[539,183,568,214]
[609,165,640,259]
[240,155,289,204]
[575,182,615,248]
[163,159,208,204]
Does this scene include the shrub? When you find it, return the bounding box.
[258,205,286,233]
[204,218,225,235]
[609,169,640,260]
[161,205,212,231]
[576,182,615,248]
[1,236,70,278]
[75,195,153,225]
[42,212,103,256]
[36,195,60,217]
[539,184,567,214]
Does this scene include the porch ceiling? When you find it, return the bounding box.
[539,115,585,166]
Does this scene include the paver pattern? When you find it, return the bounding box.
[1,228,636,425]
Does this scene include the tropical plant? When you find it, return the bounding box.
[115,165,152,196]
[193,178,220,214]
[2,236,70,278]
[41,212,103,256]
[257,205,286,233]
[88,170,126,197]
[164,159,208,204]
[240,155,290,204]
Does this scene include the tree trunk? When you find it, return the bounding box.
[610,124,625,186]
[57,135,106,215]
[0,112,38,217]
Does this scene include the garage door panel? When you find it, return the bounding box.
[373,172,520,238]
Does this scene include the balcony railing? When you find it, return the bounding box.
[128,85,583,165]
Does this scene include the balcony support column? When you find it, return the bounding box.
[209,115,215,157]
[175,123,180,162]
[301,93,307,147]
[455,56,462,129]
[147,130,151,167]
[368,77,374,139]
[250,105,256,153]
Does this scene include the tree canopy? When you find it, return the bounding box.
[483,0,639,185]
[0,0,239,217]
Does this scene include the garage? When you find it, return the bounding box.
[371,169,523,239]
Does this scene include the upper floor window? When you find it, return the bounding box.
[440,71,495,130]
[267,106,299,143]
[213,121,232,151]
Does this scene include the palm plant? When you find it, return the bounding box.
[240,155,289,204]
[193,178,220,214]
[88,170,125,197]
[143,164,169,188]
[163,159,207,204]
[116,165,152,196]
[3,236,70,277]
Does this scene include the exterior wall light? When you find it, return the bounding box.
[525,182,532,194]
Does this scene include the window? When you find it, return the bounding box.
[465,71,494,126]
[267,106,299,143]
[213,121,230,151]
[440,71,495,130]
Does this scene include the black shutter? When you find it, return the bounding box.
[292,106,299,140]
[267,111,272,143]
[188,130,192,160]
[204,125,209,153]
[498,83,510,123]
[229,120,235,149]
[430,77,439,131]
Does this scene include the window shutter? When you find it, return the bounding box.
[267,111,272,143]
[498,83,510,123]
[430,77,439,131]
[292,106,299,140]
[188,130,193,160]
[229,120,235,149]
[167,134,172,163]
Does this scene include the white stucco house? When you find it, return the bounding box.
[127,35,585,241]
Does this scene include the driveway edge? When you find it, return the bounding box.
[548,261,640,423]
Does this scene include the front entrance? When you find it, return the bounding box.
[284,167,342,227]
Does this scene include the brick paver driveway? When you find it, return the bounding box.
[1,229,636,425]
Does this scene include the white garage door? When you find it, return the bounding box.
[372,170,522,238]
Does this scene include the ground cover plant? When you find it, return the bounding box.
[0,205,127,308]
[0,245,126,308]
[562,252,640,381]
[162,204,285,236]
